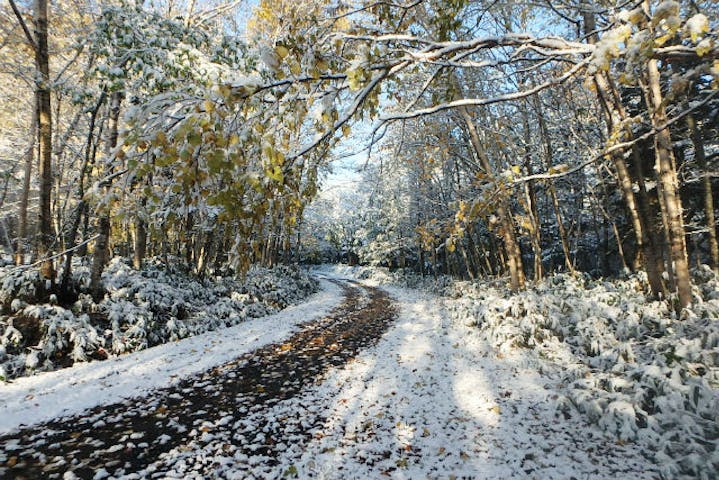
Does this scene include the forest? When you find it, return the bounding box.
[0,0,718,479]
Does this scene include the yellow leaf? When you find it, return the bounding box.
[266,165,284,183]
[696,39,713,57]
[655,34,673,47]
[275,45,289,59]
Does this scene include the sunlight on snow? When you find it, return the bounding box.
[452,370,500,426]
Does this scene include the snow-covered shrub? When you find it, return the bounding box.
[324,263,719,478]
[245,265,318,309]
[0,257,318,380]
[0,305,104,378]
[440,269,719,479]
[0,266,40,309]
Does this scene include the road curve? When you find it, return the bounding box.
[0,279,397,479]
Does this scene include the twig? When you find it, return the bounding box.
[514,89,719,184]
[11,234,100,272]
[8,0,37,52]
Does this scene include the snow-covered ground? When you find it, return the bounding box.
[134,272,659,479]
[4,266,715,478]
[0,279,342,435]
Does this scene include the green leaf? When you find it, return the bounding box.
[207,150,225,172]
[187,131,202,146]
[156,155,175,167]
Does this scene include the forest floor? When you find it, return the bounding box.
[0,272,661,479]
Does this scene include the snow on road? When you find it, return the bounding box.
[1,273,660,479]
[261,283,658,479]
[0,279,343,435]
[139,276,658,479]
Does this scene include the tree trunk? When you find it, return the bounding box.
[687,114,718,271]
[133,216,147,270]
[59,201,86,295]
[593,73,666,298]
[90,92,122,299]
[521,108,543,281]
[594,188,629,273]
[459,107,525,291]
[533,95,574,275]
[643,56,692,308]
[584,4,665,296]
[60,93,105,294]
[35,0,54,283]
[15,108,37,265]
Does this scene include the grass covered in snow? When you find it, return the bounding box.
[319,265,719,479]
[0,258,318,381]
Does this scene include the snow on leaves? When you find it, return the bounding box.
[327,264,719,478]
[0,259,318,381]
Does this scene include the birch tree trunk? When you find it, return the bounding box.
[584,3,665,297]
[35,0,54,283]
[643,57,692,308]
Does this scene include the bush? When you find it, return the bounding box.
[0,259,318,380]
[321,264,719,478]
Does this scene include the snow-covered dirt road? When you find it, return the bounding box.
[0,277,659,479]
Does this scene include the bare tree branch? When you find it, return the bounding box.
[7,0,37,52]
[514,89,719,184]
[380,57,589,122]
